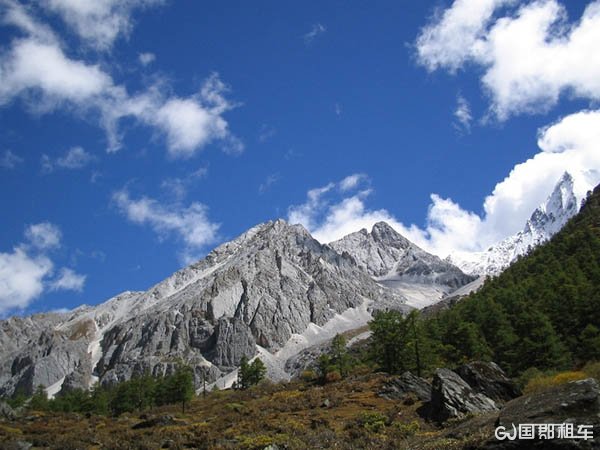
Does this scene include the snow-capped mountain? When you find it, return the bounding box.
[0,220,408,397]
[450,172,580,276]
[330,222,476,308]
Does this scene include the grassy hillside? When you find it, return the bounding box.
[0,372,500,450]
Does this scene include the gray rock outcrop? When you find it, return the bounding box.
[0,400,16,420]
[480,378,600,449]
[379,371,432,402]
[456,361,521,403]
[428,368,498,422]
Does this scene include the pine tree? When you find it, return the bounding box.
[29,385,49,411]
[238,356,266,389]
[170,365,194,413]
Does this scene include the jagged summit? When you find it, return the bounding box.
[451,172,580,276]
[330,221,476,308]
[0,218,406,398]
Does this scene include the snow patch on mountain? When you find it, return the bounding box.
[450,172,580,275]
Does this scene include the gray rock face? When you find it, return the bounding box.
[284,340,332,379]
[456,361,521,403]
[428,368,498,422]
[379,371,432,403]
[0,320,92,397]
[0,220,406,395]
[498,378,600,427]
[483,378,600,449]
[330,222,476,308]
[0,400,16,420]
[59,356,92,395]
[331,222,475,288]
[207,317,256,369]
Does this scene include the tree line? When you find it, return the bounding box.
[368,185,600,378]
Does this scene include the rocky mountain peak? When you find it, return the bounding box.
[0,218,406,397]
[524,171,577,237]
[451,171,580,276]
[330,222,476,307]
[370,221,412,248]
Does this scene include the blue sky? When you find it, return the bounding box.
[1,0,600,316]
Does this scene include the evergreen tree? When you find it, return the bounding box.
[29,385,49,411]
[170,365,195,413]
[238,356,267,389]
[578,324,600,362]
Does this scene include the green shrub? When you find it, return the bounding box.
[357,411,388,434]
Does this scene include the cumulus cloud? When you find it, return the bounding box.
[0,39,112,106]
[416,0,600,120]
[40,0,164,50]
[25,222,62,250]
[0,149,23,169]
[303,23,326,44]
[0,3,242,158]
[290,111,600,256]
[0,248,53,315]
[416,0,513,72]
[339,173,368,192]
[49,267,86,292]
[0,222,86,315]
[113,189,220,261]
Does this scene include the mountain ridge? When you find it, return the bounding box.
[330,221,476,308]
[0,219,408,397]
[449,172,580,275]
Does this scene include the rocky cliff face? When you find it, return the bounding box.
[330,222,476,307]
[0,220,406,397]
[451,172,580,276]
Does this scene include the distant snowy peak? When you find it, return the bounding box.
[525,172,577,238]
[451,172,579,276]
[330,221,475,290]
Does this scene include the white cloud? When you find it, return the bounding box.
[138,51,155,66]
[258,124,276,143]
[288,182,335,232]
[454,94,473,132]
[0,248,53,315]
[25,222,62,250]
[1,0,58,43]
[259,173,280,194]
[0,39,112,106]
[160,167,209,200]
[50,267,86,292]
[42,146,95,172]
[304,23,326,44]
[0,7,242,158]
[0,149,23,169]
[416,0,600,120]
[57,146,94,168]
[416,0,513,72]
[339,173,367,192]
[157,98,223,157]
[113,189,220,257]
[291,111,600,256]
[41,0,164,50]
[0,222,86,315]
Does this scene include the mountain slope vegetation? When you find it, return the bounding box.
[425,184,600,375]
